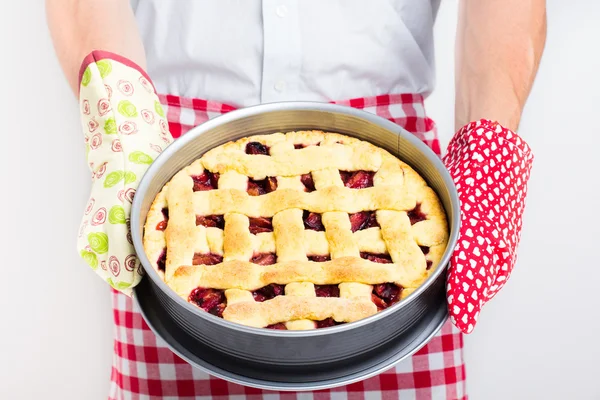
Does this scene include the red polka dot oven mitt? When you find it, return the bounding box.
[443,120,534,333]
[76,51,174,295]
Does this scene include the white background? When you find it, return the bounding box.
[1,1,598,399]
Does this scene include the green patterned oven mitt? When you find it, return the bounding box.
[77,51,173,295]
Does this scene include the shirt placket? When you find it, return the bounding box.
[261,0,302,103]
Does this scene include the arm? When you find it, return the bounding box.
[455,0,547,131]
[445,0,544,333]
[45,0,146,94]
[46,0,171,294]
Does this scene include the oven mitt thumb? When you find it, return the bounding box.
[76,51,173,295]
[443,119,534,333]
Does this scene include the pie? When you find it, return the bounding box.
[143,130,448,330]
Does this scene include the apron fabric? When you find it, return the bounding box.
[108,93,466,400]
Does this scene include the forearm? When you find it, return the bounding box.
[46,0,146,94]
[455,0,547,132]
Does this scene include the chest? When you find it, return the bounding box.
[131,0,441,103]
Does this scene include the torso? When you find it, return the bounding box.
[130,0,441,106]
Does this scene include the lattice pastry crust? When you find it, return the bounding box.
[143,131,448,330]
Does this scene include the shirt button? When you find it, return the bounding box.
[276,5,288,18]
[274,80,286,92]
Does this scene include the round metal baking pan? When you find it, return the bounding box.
[131,102,460,368]
[134,275,448,391]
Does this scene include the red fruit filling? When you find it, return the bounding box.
[371,283,403,311]
[251,253,277,265]
[247,177,277,196]
[191,170,219,191]
[245,141,270,155]
[266,323,287,330]
[308,255,330,262]
[316,318,344,328]
[189,287,226,317]
[419,245,433,270]
[314,284,340,297]
[248,217,273,234]
[339,170,375,189]
[303,211,325,231]
[268,319,344,330]
[196,215,225,229]
[156,208,169,231]
[156,249,166,272]
[252,283,285,302]
[192,253,223,265]
[208,303,226,318]
[407,203,427,225]
[294,142,321,149]
[349,211,379,232]
[301,173,316,192]
[360,252,393,263]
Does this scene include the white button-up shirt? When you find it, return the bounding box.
[131,0,441,107]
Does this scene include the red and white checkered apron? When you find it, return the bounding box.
[109,93,467,400]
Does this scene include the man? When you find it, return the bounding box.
[46,1,546,398]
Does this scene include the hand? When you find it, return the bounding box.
[76,51,174,295]
[443,119,534,333]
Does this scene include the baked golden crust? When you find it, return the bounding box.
[143,130,448,329]
[169,257,419,294]
[223,295,377,328]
